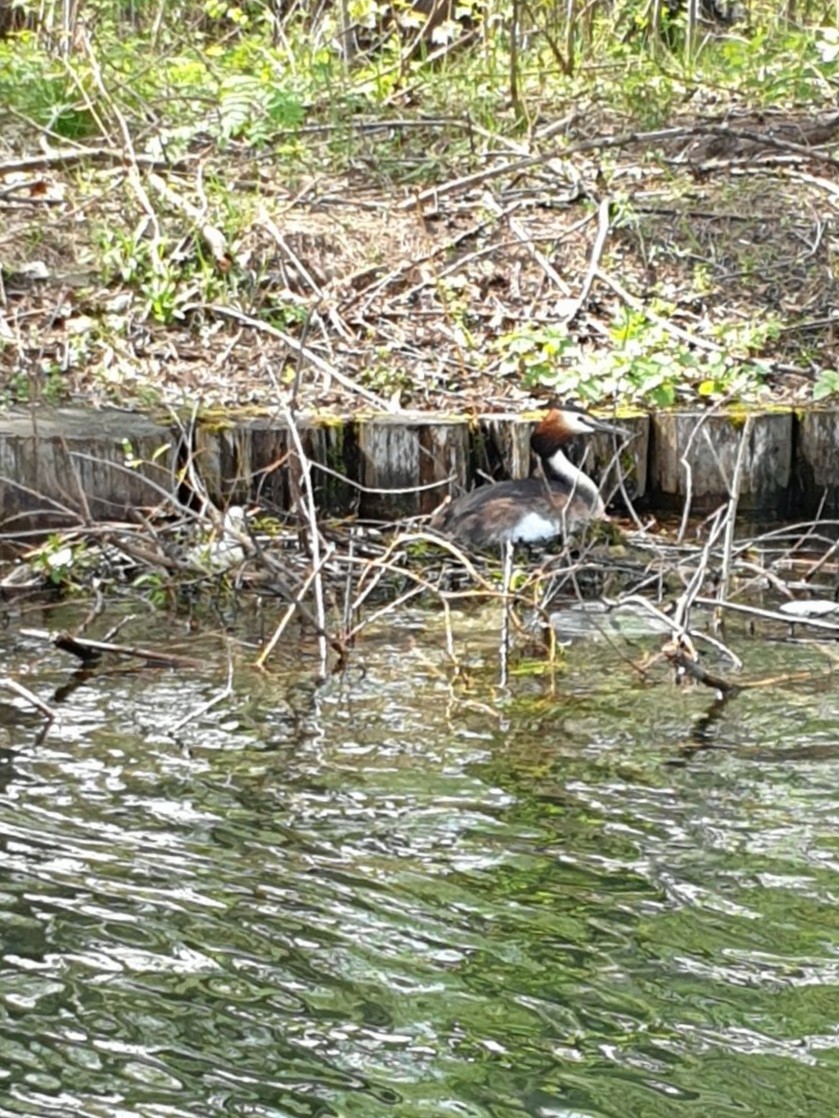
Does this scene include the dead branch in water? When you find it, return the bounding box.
[21,628,205,669]
[664,638,741,696]
[0,676,56,724]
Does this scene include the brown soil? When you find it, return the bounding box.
[2,107,838,415]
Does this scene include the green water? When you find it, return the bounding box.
[1,607,839,1117]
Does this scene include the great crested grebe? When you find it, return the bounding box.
[431,405,626,548]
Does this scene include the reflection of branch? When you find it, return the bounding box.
[671,692,737,763]
[170,645,234,734]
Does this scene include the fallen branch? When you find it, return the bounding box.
[664,639,741,695]
[22,628,205,668]
[695,597,839,635]
[0,146,192,176]
[561,195,613,322]
[0,676,56,723]
[170,645,235,734]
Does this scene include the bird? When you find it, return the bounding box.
[185,505,252,572]
[430,405,627,549]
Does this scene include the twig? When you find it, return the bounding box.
[396,119,839,213]
[499,540,514,688]
[256,209,324,299]
[695,597,839,635]
[664,640,741,695]
[673,504,727,635]
[561,196,613,321]
[283,405,331,678]
[184,302,392,410]
[718,414,753,608]
[675,410,715,544]
[618,593,742,668]
[255,548,335,668]
[21,628,205,668]
[0,147,191,175]
[310,458,455,496]
[483,193,572,295]
[79,33,165,274]
[396,126,692,212]
[0,677,56,723]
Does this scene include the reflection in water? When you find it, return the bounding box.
[1,613,839,1117]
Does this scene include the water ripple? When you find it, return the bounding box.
[2,619,839,1116]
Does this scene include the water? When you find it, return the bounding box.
[2,603,839,1117]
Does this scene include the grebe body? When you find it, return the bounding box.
[431,407,625,548]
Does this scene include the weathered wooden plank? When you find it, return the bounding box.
[192,419,252,506]
[794,408,839,514]
[356,414,470,520]
[650,409,793,512]
[475,412,649,510]
[475,414,534,481]
[0,408,177,530]
[1,404,829,534]
[580,413,650,510]
[193,415,358,516]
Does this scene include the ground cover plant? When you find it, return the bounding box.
[1,0,839,414]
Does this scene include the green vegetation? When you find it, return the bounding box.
[1,0,838,410]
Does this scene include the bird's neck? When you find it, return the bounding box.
[543,447,604,513]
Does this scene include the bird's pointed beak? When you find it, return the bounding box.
[589,416,629,438]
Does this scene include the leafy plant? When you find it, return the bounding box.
[27,535,89,587]
[497,308,774,408]
[813,370,839,402]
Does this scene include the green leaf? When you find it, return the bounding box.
[813,371,839,401]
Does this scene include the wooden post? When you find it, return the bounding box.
[650,409,793,513]
[0,408,177,530]
[356,414,470,520]
[794,408,839,515]
[587,413,650,509]
[475,414,534,481]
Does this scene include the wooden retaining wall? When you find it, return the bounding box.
[0,405,835,533]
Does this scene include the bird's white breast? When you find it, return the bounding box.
[506,511,560,543]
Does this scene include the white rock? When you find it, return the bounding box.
[778,599,839,619]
